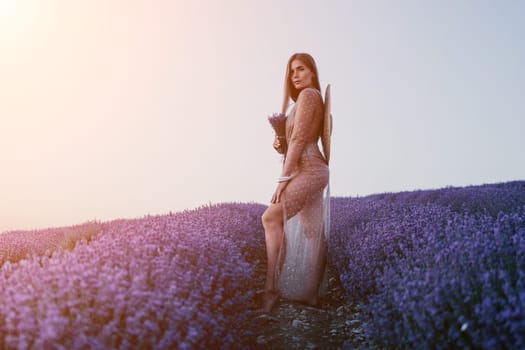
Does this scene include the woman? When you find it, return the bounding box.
[259,53,331,312]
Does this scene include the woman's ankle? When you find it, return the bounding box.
[260,292,280,312]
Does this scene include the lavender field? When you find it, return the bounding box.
[331,180,525,349]
[1,180,524,349]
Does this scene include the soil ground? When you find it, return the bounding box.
[236,262,380,350]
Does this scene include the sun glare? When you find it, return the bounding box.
[0,0,38,43]
[0,0,16,9]
[0,0,18,22]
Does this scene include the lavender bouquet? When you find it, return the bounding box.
[268,112,287,154]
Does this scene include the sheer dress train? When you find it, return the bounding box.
[276,87,330,302]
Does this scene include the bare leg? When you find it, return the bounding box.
[258,203,284,312]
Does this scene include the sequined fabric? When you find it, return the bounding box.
[276,88,330,301]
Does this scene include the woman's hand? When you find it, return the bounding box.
[273,135,281,151]
[273,136,286,154]
[271,181,288,204]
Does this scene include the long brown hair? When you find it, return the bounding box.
[281,53,322,114]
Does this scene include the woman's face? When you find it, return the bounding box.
[290,59,315,91]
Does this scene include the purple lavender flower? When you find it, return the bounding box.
[268,112,287,153]
[267,112,286,137]
[2,180,524,349]
[330,180,525,349]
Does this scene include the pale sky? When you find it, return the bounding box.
[1,0,524,232]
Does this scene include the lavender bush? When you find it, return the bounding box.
[0,221,102,266]
[0,203,266,350]
[331,181,525,349]
[2,180,524,349]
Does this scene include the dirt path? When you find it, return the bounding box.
[236,262,379,350]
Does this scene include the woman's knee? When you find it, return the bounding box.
[262,204,283,228]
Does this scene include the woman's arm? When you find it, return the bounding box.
[281,88,322,177]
